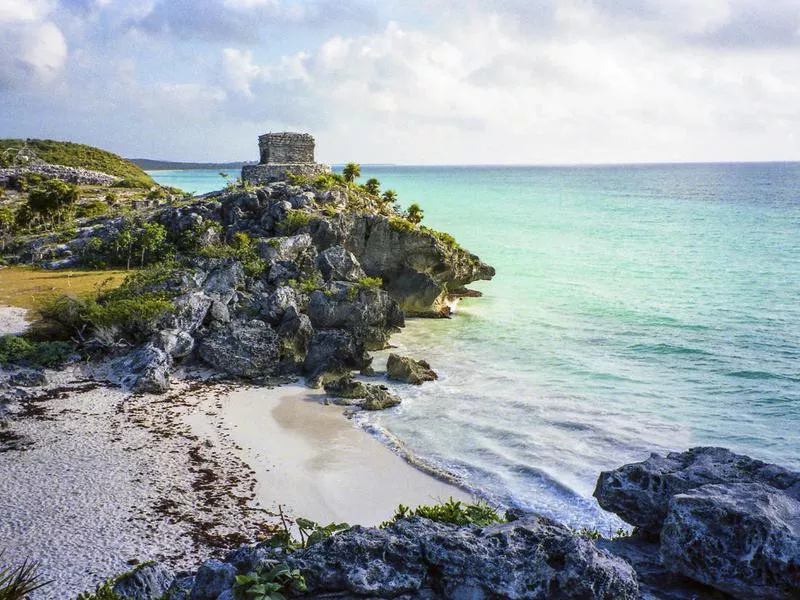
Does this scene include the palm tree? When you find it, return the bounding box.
[405,203,424,224]
[364,178,380,195]
[342,162,361,183]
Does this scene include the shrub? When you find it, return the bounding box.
[277,211,313,235]
[265,510,349,552]
[233,563,306,600]
[285,171,309,186]
[0,552,50,600]
[75,580,121,600]
[382,498,505,528]
[76,200,110,218]
[27,179,79,215]
[388,216,415,233]
[112,175,152,189]
[311,173,345,191]
[0,335,72,368]
[421,226,460,250]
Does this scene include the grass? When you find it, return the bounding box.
[0,552,50,600]
[0,267,128,311]
[0,139,155,186]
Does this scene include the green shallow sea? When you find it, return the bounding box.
[150,163,800,530]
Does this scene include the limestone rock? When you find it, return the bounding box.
[198,320,279,378]
[157,329,195,359]
[324,376,368,399]
[661,482,800,600]
[286,516,639,599]
[303,330,369,386]
[189,560,237,600]
[386,354,438,385]
[316,245,366,282]
[112,562,175,600]
[307,284,403,351]
[362,384,401,410]
[109,343,171,394]
[593,447,800,535]
[9,369,48,387]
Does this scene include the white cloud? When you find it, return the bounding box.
[0,20,67,89]
[0,0,56,23]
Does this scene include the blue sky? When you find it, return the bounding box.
[1,0,799,164]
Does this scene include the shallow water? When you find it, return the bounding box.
[150,163,800,531]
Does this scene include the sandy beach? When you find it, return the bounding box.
[0,360,468,597]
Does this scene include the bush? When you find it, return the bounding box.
[75,580,121,600]
[233,563,306,600]
[311,173,345,191]
[363,178,380,195]
[421,226,460,250]
[0,335,72,367]
[405,203,424,225]
[381,498,505,528]
[277,211,313,235]
[76,200,110,218]
[112,175,152,189]
[27,179,79,215]
[388,216,415,233]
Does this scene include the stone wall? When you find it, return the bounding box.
[241,163,331,185]
[258,133,315,164]
[0,164,120,187]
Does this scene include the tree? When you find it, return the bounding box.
[137,222,167,267]
[27,179,79,215]
[381,189,398,206]
[342,162,361,183]
[117,222,135,271]
[0,207,14,250]
[405,203,424,225]
[364,178,380,195]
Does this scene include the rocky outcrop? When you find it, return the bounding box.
[594,446,800,536]
[386,353,438,385]
[158,516,638,600]
[197,321,279,379]
[595,447,800,600]
[661,483,800,600]
[0,163,120,186]
[108,343,171,394]
[112,563,175,600]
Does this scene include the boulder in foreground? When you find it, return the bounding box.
[386,353,438,385]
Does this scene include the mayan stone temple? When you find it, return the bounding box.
[241,132,331,184]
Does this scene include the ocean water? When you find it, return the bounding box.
[149,164,800,531]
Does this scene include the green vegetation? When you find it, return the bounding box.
[284,171,309,186]
[342,162,361,183]
[573,527,631,541]
[75,199,110,219]
[363,178,380,195]
[277,211,313,235]
[405,203,424,225]
[27,179,79,216]
[382,498,505,528]
[345,276,383,301]
[75,580,121,600]
[266,510,349,552]
[0,139,155,186]
[0,552,50,600]
[287,274,324,295]
[421,226,460,250]
[233,563,306,600]
[388,216,416,233]
[311,173,346,191]
[199,232,266,277]
[0,335,73,367]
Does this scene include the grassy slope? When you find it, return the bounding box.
[0,139,155,186]
[0,267,129,311]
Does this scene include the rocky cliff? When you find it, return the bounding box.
[3,179,494,395]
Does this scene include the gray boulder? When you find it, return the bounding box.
[190,560,237,600]
[260,286,300,324]
[362,384,401,411]
[112,562,175,600]
[203,261,245,297]
[9,369,48,387]
[303,330,369,387]
[316,245,366,282]
[386,354,438,385]
[593,447,800,535]
[157,329,194,359]
[110,343,171,393]
[307,284,404,350]
[324,376,368,399]
[276,309,314,371]
[198,320,279,378]
[287,516,639,599]
[661,483,800,600]
[167,292,213,333]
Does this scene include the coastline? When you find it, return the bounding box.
[0,364,469,598]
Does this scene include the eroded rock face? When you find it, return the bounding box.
[316,245,366,282]
[286,516,639,599]
[386,353,438,385]
[197,321,279,378]
[109,343,171,393]
[112,562,175,600]
[303,330,369,386]
[593,447,800,535]
[660,483,800,600]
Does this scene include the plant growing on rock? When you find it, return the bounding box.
[277,211,313,235]
[405,202,424,225]
[0,335,73,368]
[363,178,380,195]
[266,507,349,552]
[342,162,361,183]
[233,563,306,600]
[381,498,505,528]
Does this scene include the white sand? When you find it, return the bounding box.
[0,305,30,335]
[0,376,469,598]
[213,384,469,526]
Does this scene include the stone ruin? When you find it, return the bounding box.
[241,132,331,185]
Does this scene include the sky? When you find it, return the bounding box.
[1,0,799,164]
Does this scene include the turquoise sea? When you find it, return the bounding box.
[149,164,800,531]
